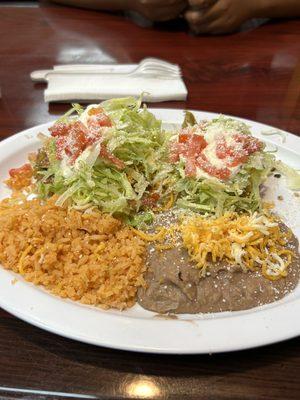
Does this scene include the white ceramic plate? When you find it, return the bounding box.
[0,109,299,354]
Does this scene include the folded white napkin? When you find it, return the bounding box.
[42,64,187,103]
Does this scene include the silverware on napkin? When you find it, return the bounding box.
[30,58,187,103]
[31,58,181,82]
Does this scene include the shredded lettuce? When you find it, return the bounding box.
[34,97,174,219]
[173,115,276,216]
[182,110,197,128]
[204,115,251,136]
[33,99,299,225]
[56,103,84,123]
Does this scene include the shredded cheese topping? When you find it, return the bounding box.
[180,212,293,280]
[131,227,168,242]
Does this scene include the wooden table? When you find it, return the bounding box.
[1,2,300,399]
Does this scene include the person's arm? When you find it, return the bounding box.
[185,0,300,35]
[50,0,187,22]
[254,0,300,18]
[51,0,130,12]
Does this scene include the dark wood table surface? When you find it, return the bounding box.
[1,2,300,399]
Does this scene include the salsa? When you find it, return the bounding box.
[170,126,262,180]
[49,108,124,168]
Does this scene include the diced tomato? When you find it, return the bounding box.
[233,134,262,153]
[190,135,207,151]
[170,132,207,162]
[217,168,231,180]
[215,134,262,168]
[233,133,251,145]
[69,122,88,149]
[55,136,67,159]
[179,133,189,143]
[187,135,207,159]
[169,141,187,162]
[88,114,112,129]
[88,106,104,116]
[170,130,208,178]
[54,121,89,161]
[9,163,32,178]
[184,135,207,176]
[216,137,230,159]
[52,119,124,167]
[49,122,70,137]
[97,114,112,127]
[171,126,262,180]
[87,108,112,129]
[49,109,113,163]
[99,145,125,170]
[7,163,33,190]
[216,136,240,159]
[246,137,262,153]
[142,192,160,207]
[85,128,102,146]
[196,154,230,180]
[184,158,197,177]
[226,155,248,167]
